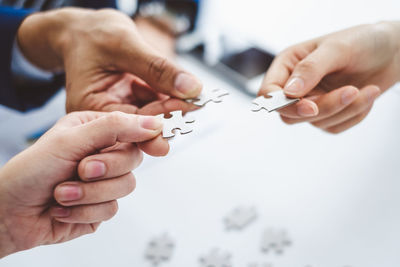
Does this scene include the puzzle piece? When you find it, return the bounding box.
[145,233,175,266]
[224,206,257,231]
[252,91,299,112]
[260,228,291,254]
[157,110,195,138]
[191,88,229,107]
[199,249,232,267]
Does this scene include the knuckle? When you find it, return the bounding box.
[106,111,127,126]
[147,57,171,83]
[297,59,318,74]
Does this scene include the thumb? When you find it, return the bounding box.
[116,39,203,99]
[68,112,162,156]
[283,44,349,98]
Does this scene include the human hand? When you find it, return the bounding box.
[17,8,202,114]
[0,111,166,258]
[259,22,400,133]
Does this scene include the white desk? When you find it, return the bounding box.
[1,1,400,266]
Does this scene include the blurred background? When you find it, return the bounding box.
[1,0,400,266]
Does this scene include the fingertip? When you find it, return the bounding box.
[138,135,170,157]
[340,86,359,106]
[139,115,163,131]
[284,77,306,97]
[366,85,381,103]
[296,99,319,117]
[174,72,203,98]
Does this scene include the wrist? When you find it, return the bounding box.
[17,8,89,71]
[377,21,400,82]
[0,172,17,258]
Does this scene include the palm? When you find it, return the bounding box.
[66,72,193,116]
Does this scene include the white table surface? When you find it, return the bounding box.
[1,1,400,266]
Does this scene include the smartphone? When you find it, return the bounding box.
[187,44,275,96]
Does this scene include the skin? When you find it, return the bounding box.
[0,111,167,258]
[0,7,200,258]
[259,21,400,133]
[17,7,202,114]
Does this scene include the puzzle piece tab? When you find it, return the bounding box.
[224,206,257,231]
[199,249,232,267]
[260,228,291,254]
[192,88,229,107]
[145,233,175,266]
[252,91,299,112]
[158,110,195,138]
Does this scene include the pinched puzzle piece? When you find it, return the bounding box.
[199,249,232,267]
[192,88,229,107]
[157,110,195,138]
[224,206,257,231]
[260,228,291,254]
[252,90,299,113]
[145,233,175,266]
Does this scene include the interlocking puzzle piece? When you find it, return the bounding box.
[145,233,175,266]
[261,228,291,254]
[157,110,195,138]
[191,88,229,107]
[199,249,232,267]
[252,91,299,112]
[224,206,257,231]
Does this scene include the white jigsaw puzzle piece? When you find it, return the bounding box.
[145,233,175,266]
[158,110,195,138]
[199,249,232,267]
[224,206,257,230]
[192,88,229,107]
[261,228,291,254]
[252,90,299,112]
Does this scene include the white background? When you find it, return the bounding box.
[1,0,400,266]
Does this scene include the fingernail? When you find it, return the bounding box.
[57,184,82,202]
[50,206,70,218]
[284,77,304,96]
[84,160,106,180]
[174,73,202,96]
[297,101,318,117]
[139,116,163,131]
[367,86,381,104]
[341,87,359,105]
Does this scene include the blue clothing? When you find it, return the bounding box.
[0,1,116,112]
[0,0,199,112]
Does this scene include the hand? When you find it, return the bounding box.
[259,22,400,133]
[0,111,166,258]
[17,8,202,113]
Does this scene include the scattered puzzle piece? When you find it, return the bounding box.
[224,206,257,231]
[199,249,232,267]
[261,228,291,254]
[191,88,229,107]
[252,91,299,112]
[157,110,195,138]
[145,233,175,266]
